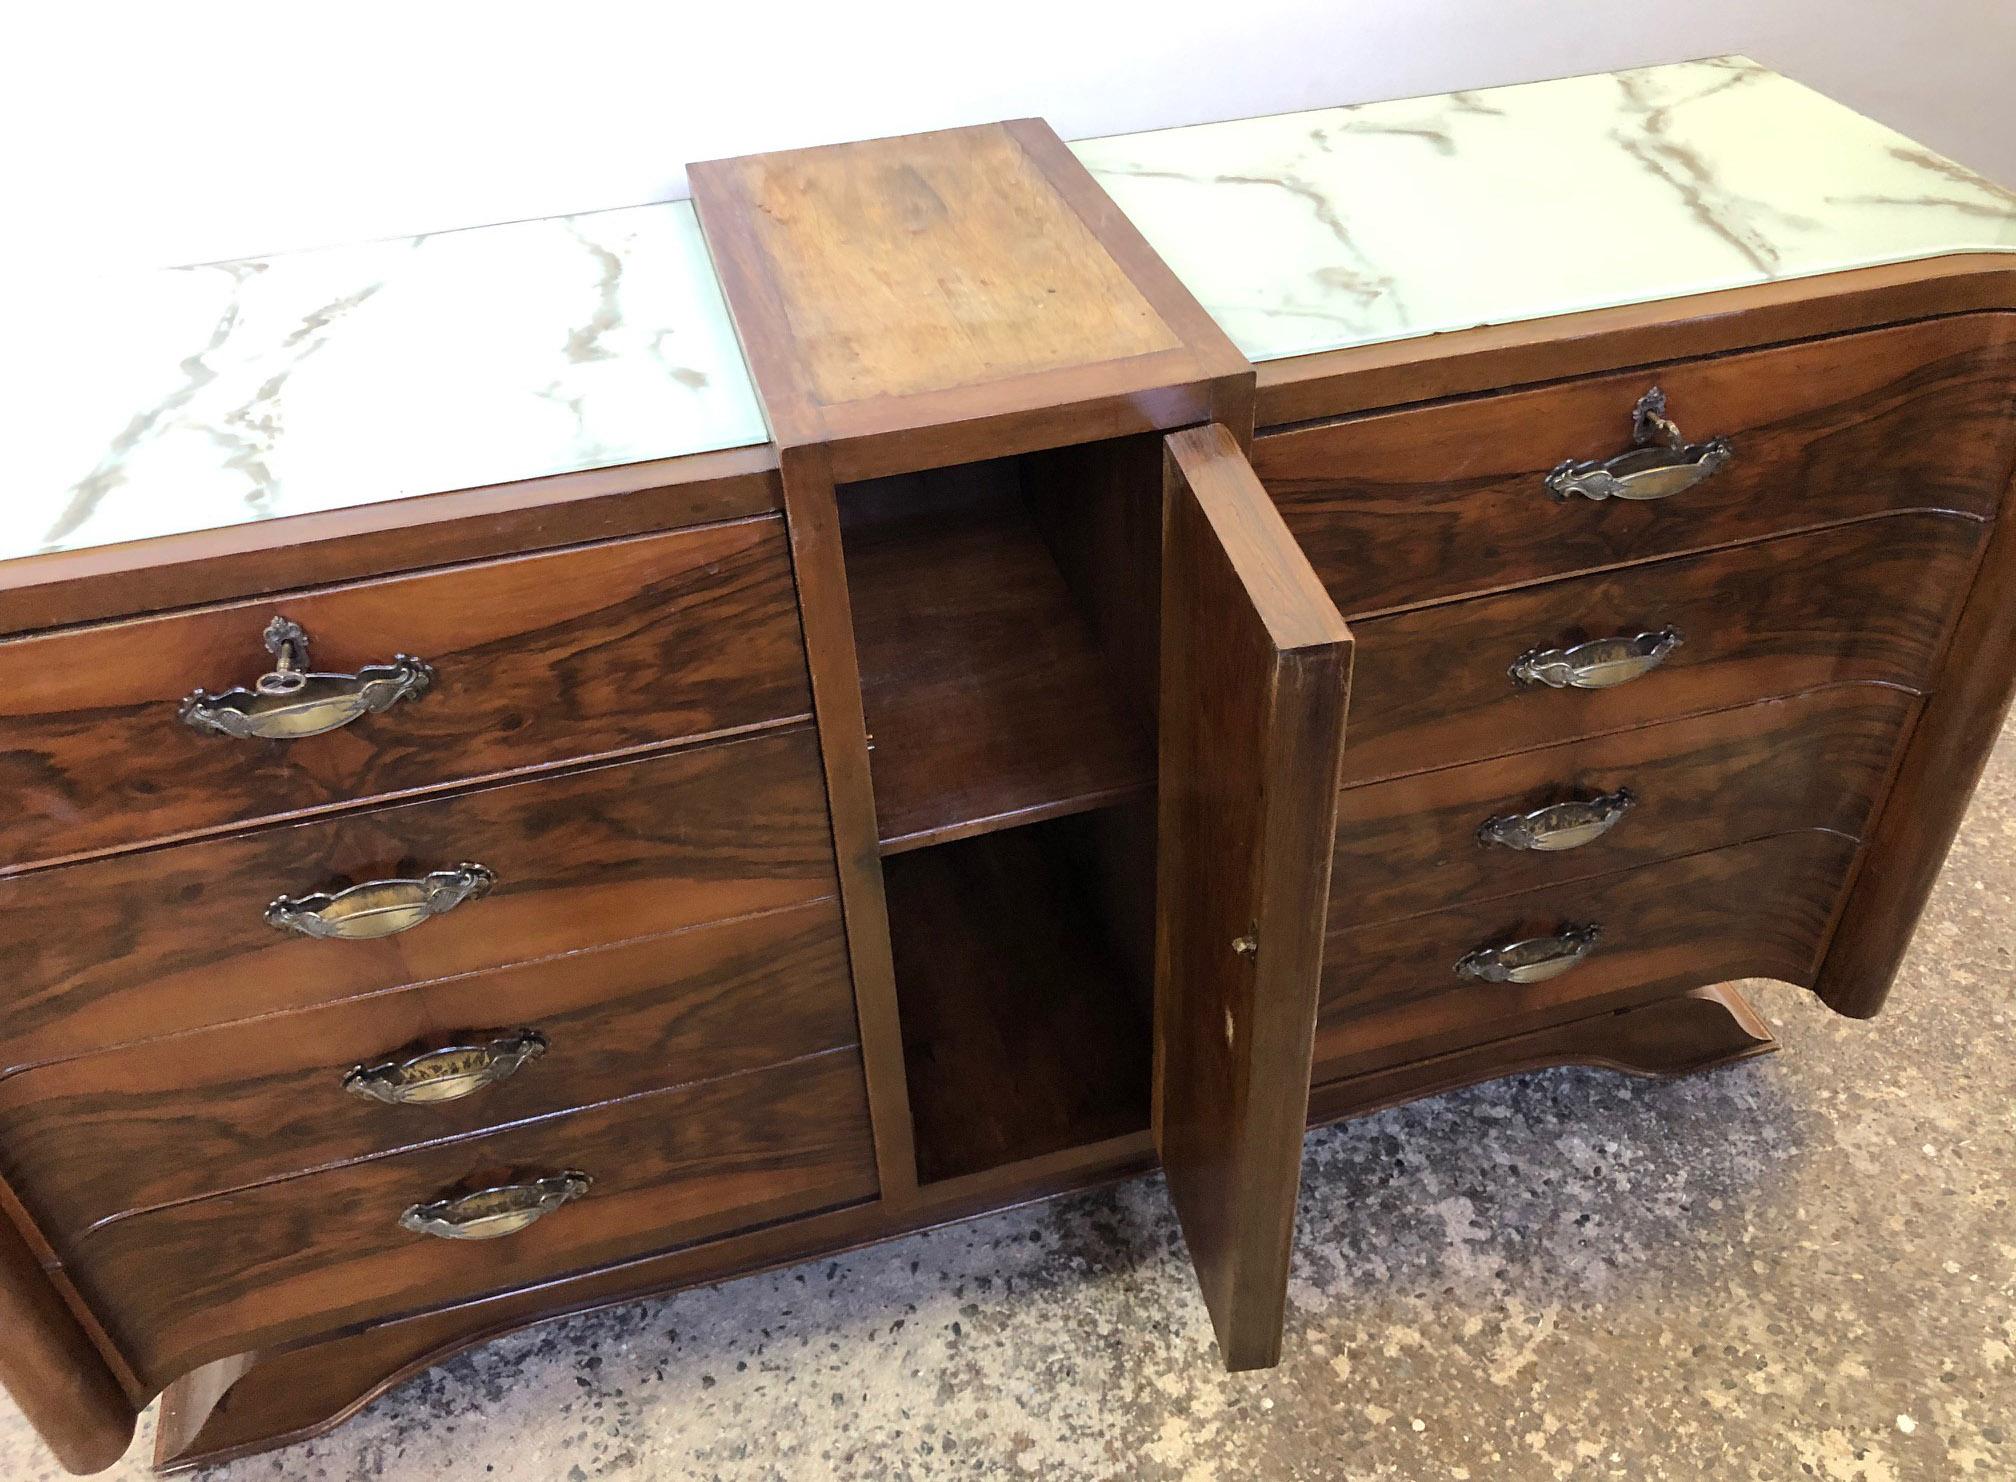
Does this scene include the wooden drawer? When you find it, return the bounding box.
[1259,314,2016,617]
[1340,511,1976,785]
[69,1048,877,1387]
[0,516,811,870]
[1311,830,1856,1085]
[1332,685,1916,928]
[0,899,856,1244]
[0,726,837,1072]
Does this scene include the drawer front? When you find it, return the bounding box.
[1260,314,2016,617]
[71,1048,878,1386]
[0,726,837,1071]
[0,516,811,869]
[1332,685,1916,928]
[0,899,857,1243]
[1312,830,1856,1085]
[1341,512,1976,785]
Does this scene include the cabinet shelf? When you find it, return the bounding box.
[841,462,1155,855]
[883,818,1153,1186]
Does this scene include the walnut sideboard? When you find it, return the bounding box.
[5,57,2015,1474]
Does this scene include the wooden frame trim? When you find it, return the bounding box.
[1254,255,2016,427]
[775,445,918,1200]
[690,118,1254,479]
[0,443,782,639]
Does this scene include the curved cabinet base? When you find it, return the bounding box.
[152,983,1774,1475]
[1306,983,1778,1128]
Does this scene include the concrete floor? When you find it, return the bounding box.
[7,717,2016,1482]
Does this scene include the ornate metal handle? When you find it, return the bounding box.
[1545,386,1734,502]
[1479,789,1636,852]
[1511,627,1682,689]
[398,1172,591,1241]
[1455,924,1602,984]
[343,1030,548,1105]
[180,616,433,740]
[267,863,495,940]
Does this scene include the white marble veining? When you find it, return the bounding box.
[14,59,2014,566]
[1073,57,2016,364]
[3,200,766,563]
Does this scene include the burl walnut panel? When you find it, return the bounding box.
[1312,830,1857,1082]
[1331,685,1916,928]
[1339,511,1978,785]
[690,119,1250,477]
[0,727,837,1071]
[0,900,857,1243]
[1260,313,2016,617]
[70,1050,879,1388]
[0,516,811,871]
[726,124,1179,404]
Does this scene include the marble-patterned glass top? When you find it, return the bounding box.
[1073,56,2016,365]
[15,58,2015,566]
[7,200,767,564]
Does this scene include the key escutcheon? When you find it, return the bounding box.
[1544,386,1734,502]
[180,615,433,740]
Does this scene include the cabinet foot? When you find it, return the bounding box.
[1306,985,1778,1128]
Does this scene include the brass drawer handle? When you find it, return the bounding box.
[180,616,433,740]
[343,1030,548,1105]
[267,863,495,940]
[1545,386,1734,502]
[1456,924,1601,984]
[399,1172,591,1241]
[1511,627,1682,689]
[1479,789,1636,852]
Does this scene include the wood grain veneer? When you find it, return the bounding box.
[1260,313,2016,617]
[691,119,1252,478]
[1,108,2011,1482]
[842,460,1155,853]
[71,1049,878,1387]
[0,445,783,641]
[1330,685,1917,928]
[0,726,835,1072]
[0,1204,133,1473]
[1339,511,1978,785]
[1154,425,1350,1370]
[1818,419,2016,1016]
[1305,984,1778,1128]
[885,820,1153,1185]
[1313,830,1857,1083]
[1252,256,2016,426]
[0,516,811,872]
[0,900,856,1244]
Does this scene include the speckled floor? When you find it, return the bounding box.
[8,715,2016,1482]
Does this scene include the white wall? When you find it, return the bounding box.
[8,0,2012,273]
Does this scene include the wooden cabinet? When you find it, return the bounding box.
[695,123,1349,1373]
[2,78,2013,1479]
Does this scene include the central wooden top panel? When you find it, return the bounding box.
[691,119,1250,479]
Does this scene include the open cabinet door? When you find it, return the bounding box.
[1156,423,1352,1371]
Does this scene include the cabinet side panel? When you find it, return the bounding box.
[1818,452,2016,1016]
[0,1192,135,1473]
[777,444,917,1192]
